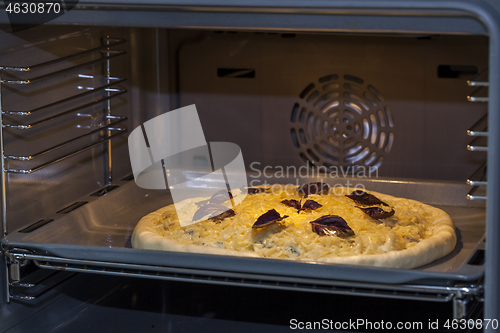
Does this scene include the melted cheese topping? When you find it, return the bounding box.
[152,186,435,260]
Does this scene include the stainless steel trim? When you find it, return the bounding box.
[9,282,35,288]
[467,137,488,152]
[104,36,113,185]
[467,176,487,187]
[9,262,20,283]
[1,77,126,116]
[0,73,6,238]
[3,261,9,304]
[5,127,127,174]
[2,89,127,130]
[8,294,35,301]
[4,116,127,162]
[5,268,76,301]
[467,81,489,87]
[467,87,489,102]
[0,72,7,303]
[467,114,488,137]
[467,186,487,201]
[465,68,488,201]
[467,162,487,186]
[467,68,489,87]
[467,96,489,102]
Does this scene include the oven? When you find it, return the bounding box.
[0,1,498,332]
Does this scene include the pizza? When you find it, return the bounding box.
[131,183,457,269]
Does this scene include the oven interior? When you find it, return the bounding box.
[0,23,491,331]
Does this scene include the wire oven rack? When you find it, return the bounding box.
[5,250,484,320]
[0,36,128,234]
[0,35,129,306]
[466,68,488,201]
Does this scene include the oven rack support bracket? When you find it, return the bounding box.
[452,283,485,320]
[466,69,488,201]
[3,250,484,319]
[3,249,76,302]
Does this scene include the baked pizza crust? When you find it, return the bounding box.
[131,189,456,269]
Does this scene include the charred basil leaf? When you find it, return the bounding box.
[252,209,288,228]
[210,209,236,222]
[281,199,302,210]
[193,203,230,222]
[310,215,355,237]
[356,206,395,220]
[301,199,322,211]
[345,190,389,206]
[246,187,269,195]
[281,199,322,213]
[297,182,330,196]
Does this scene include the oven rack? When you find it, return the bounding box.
[0,36,129,238]
[2,77,127,117]
[466,69,488,201]
[0,38,126,85]
[0,37,128,176]
[4,123,127,175]
[3,250,484,319]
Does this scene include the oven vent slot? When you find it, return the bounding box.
[56,201,88,214]
[466,69,488,201]
[18,219,54,233]
[468,249,485,266]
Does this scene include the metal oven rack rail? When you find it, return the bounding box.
[0,36,128,231]
[3,249,485,320]
[0,36,128,301]
[467,68,488,201]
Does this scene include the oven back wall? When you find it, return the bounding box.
[177,32,487,181]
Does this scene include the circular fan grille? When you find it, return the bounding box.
[290,74,395,171]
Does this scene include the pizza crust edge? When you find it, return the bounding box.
[131,190,457,269]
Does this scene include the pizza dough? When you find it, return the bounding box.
[131,185,456,269]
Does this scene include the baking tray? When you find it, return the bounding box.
[1,176,486,286]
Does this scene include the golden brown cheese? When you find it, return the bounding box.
[154,186,432,259]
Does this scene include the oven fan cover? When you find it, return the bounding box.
[290,74,394,172]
